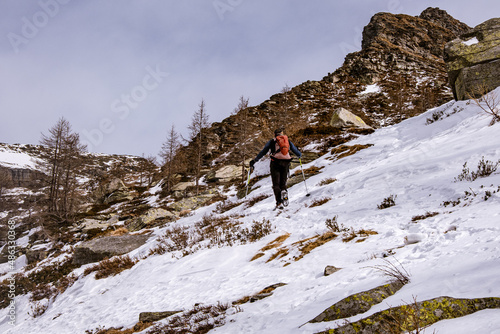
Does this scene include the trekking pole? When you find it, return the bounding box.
[245,166,253,198]
[299,158,310,197]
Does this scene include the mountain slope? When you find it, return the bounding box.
[2,88,500,333]
[195,7,470,170]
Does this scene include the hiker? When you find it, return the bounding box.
[250,128,302,209]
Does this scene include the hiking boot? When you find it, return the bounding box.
[281,190,289,206]
[274,202,284,210]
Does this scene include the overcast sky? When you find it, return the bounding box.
[0,1,497,158]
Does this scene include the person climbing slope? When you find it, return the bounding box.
[250,128,302,210]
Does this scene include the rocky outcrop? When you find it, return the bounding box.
[445,18,500,100]
[0,166,46,188]
[73,233,150,265]
[99,178,134,204]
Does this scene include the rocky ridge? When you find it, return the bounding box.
[194,7,471,172]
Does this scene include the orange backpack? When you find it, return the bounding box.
[275,135,289,155]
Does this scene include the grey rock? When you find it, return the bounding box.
[126,208,176,232]
[324,265,342,276]
[214,165,242,183]
[73,234,150,265]
[168,192,218,212]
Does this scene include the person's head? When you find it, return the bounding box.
[274,128,284,137]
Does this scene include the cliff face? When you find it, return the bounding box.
[193,8,470,170]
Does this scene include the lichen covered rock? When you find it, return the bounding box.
[310,281,405,323]
[445,18,500,100]
[317,296,500,334]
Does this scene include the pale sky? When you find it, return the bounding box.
[0,0,497,157]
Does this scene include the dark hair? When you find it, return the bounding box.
[274,128,283,136]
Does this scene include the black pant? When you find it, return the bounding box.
[270,159,290,204]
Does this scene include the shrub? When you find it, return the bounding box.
[370,258,411,285]
[242,219,273,242]
[83,255,138,280]
[245,194,271,208]
[455,156,500,182]
[151,215,274,258]
[215,199,243,214]
[325,216,344,233]
[378,195,397,209]
[147,302,236,334]
[411,212,438,222]
[426,105,463,124]
[468,83,500,125]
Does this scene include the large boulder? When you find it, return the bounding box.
[214,165,242,183]
[93,178,134,204]
[309,281,405,323]
[168,191,219,212]
[73,234,150,265]
[126,208,177,231]
[444,18,500,100]
[330,108,373,130]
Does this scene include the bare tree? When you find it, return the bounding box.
[159,125,181,192]
[137,154,158,187]
[232,96,250,181]
[39,117,87,222]
[188,99,210,195]
[468,83,500,125]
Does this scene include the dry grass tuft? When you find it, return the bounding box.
[308,197,331,208]
[331,144,373,160]
[83,255,138,280]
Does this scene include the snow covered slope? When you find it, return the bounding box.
[2,91,500,333]
[0,144,41,169]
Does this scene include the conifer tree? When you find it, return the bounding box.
[159,125,181,192]
[232,96,250,181]
[39,117,86,222]
[188,99,210,195]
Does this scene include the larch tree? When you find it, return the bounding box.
[188,99,210,195]
[159,124,181,192]
[39,117,87,222]
[232,95,250,181]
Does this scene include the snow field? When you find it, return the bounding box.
[2,90,500,333]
